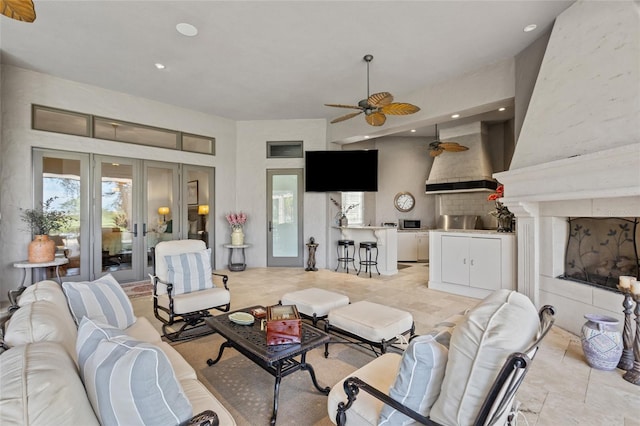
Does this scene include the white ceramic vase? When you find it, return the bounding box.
[231,228,244,246]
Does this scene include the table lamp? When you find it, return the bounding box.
[158,206,170,222]
[198,205,209,233]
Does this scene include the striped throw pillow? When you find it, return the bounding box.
[164,248,214,295]
[62,274,135,329]
[76,317,193,426]
[378,335,449,425]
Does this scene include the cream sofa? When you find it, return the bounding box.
[0,279,235,426]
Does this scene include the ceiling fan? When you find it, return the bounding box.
[428,124,469,157]
[0,0,36,22]
[325,54,420,127]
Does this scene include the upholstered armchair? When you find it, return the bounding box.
[150,239,230,342]
[327,290,555,426]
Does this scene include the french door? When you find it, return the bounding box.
[267,169,304,267]
[35,149,213,284]
[94,156,179,283]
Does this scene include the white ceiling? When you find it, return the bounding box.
[0,1,573,129]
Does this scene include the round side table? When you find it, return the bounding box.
[223,244,251,272]
[10,256,69,310]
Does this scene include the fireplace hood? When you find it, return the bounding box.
[425,121,497,194]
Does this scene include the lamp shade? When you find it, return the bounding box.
[198,205,209,215]
[158,207,170,216]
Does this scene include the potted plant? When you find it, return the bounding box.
[20,197,71,262]
[487,185,514,232]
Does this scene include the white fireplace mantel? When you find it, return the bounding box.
[492,143,640,334]
[495,143,640,209]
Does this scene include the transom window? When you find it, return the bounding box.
[32,105,215,155]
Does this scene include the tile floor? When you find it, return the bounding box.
[134,262,640,425]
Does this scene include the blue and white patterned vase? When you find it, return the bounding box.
[581,314,623,371]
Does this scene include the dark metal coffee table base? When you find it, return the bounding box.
[205,307,331,425]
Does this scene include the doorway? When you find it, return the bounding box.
[94,156,180,283]
[267,169,304,267]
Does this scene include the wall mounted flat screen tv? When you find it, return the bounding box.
[305,150,378,192]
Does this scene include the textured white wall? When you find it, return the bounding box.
[235,119,328,268]
[374,137,435,227]
[0,65,237,293]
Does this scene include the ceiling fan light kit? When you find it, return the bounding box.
[325,54,420,126]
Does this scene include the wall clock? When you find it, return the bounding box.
[394,192,415,212]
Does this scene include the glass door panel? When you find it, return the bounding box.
[184,166,214,250]
[34,150,90,281]
[267,169,303,266]
[145,162,179,273]
[96,157,139,282]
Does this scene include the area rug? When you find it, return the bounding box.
[171,333,376,426]
[121,280,153,298]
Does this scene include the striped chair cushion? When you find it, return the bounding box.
[62,273,135,329]
[378,335,449,425]
[76,317,193,426]
[164,248,214,295]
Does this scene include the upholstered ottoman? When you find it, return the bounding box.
[324,301,414,356]
[281,288,350,325]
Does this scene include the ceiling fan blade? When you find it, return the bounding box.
[380,103,421,115]
[324,103,362,110]
[429,148,444,157]
[0,0,35,22]
[331,111,363,124]
[440,142,469,152]
[365,112,386,126]
[368,92,394,107]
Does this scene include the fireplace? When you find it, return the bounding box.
[491,1,639,334]
[563,217,639,292]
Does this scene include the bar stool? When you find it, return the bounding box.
[335,239,356,273]
[358,241,380,278]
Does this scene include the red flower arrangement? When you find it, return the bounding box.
[487,184,504,201]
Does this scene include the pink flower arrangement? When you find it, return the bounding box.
[226,212,247,230]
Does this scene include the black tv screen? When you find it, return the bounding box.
[305,150,378,192]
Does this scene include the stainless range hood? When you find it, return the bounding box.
[426,122,497,194]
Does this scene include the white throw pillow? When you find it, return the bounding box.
[63,273,136,329]
[76,317,193,426]
[378,335,449,425]
[164,248,214,295]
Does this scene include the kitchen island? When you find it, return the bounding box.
[335,226,397,276]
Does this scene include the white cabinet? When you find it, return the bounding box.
[397,232,417,262]
[441,236,501,290]
[397,231,429,262]
[417,233,429,261]
[429,231,515,298]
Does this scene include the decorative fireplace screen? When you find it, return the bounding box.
[563,217,639,291]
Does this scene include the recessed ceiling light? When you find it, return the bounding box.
[451,114,460,119]
[154,63,166,70]
[410,129,416,133]
[498,107,506,112]
[364,135,370,139]
[176,23,198,37]
[523,24,537,32]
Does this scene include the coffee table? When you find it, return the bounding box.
[204,306,331,425]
